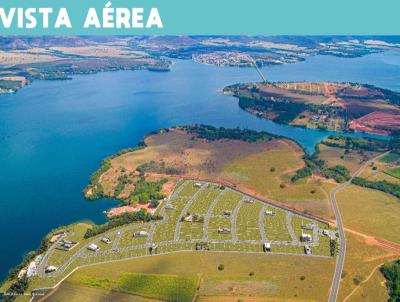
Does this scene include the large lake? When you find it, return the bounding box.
[1,51,400,279]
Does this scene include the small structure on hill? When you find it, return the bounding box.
[194,182,202,188]
[304,245,312,255]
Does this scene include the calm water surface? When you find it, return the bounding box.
[1,51,400,278]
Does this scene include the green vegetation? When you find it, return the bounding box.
[0,80,22,91]
[118,273,196,302]
[128,177,167,206]
[3,276,28,302]
[385,167,400,179]
[381,152,400,163]
[291,167,312,182]
[84,209,161,238]
[322,135,389,153]
[380,260,400,302]
[181,124,276,142]
[239,96,309,124]
[352,177,400,199]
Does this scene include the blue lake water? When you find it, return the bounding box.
[1,50,400,279]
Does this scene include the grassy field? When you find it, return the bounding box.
[89,130,332,218]
[263,207,291,242]
[236,201,263,241]
[118,273,196,302]
[337,232,395,302]
[316,144,378,174]
[222,144,331,217]
[52,252,335,302]
[384,167,400,179]
[44,281,162,302]
[336,185,400,243]
[212,190,242,215]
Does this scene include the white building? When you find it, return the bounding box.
[265,210,274,216]
[45,266,58,273]
[134,231,148,237]
[101,237,111,244]
[300,233,312,242]
[263,242,271,252]
[87,244,99,251]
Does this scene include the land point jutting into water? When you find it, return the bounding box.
[1,36,400,302]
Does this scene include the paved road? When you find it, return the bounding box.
[328,151,389,302]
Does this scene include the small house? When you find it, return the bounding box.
[300,233,312,242]
[263,242,271,252]
[87,244,99,251]
[45,266,58,273]
[165,204,174,210]
[134,231,148,237]
[218,227,231,234]
[223,210,232,217]
[194,183,202,188]
[302,224,314,231]
[304,245,312,255]
[265,210,274,216]
[101,237,111,244]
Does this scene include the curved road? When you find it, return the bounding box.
[328,151,389,302]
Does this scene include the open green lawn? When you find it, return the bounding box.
[187,187,220,214]
[263,207,291,242]
[337,185,400,243]
[380,152,400,163]
[236,201,263,241]
[207,217,232,240]
[179,221,204,240]
[211,190,242,215]
[59,252,335,302]
[384,166,400,179]
[119,273,197,302]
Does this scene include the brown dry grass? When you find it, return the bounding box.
[98,130,332,217]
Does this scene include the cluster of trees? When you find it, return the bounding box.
[322,135,389,152]
[291,167,312,182]
[3,276,28,302]
[182,124,276,143]
[380,260,400,302]
[84,209,162,238]
[238,96,308,125]
[323,165,350,183]
[127,177,167,207]
[352,177,400,199]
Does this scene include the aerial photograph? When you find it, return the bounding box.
[0,35,400,302]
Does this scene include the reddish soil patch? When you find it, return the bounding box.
[349,111,400,135]
[107,203,156,218]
